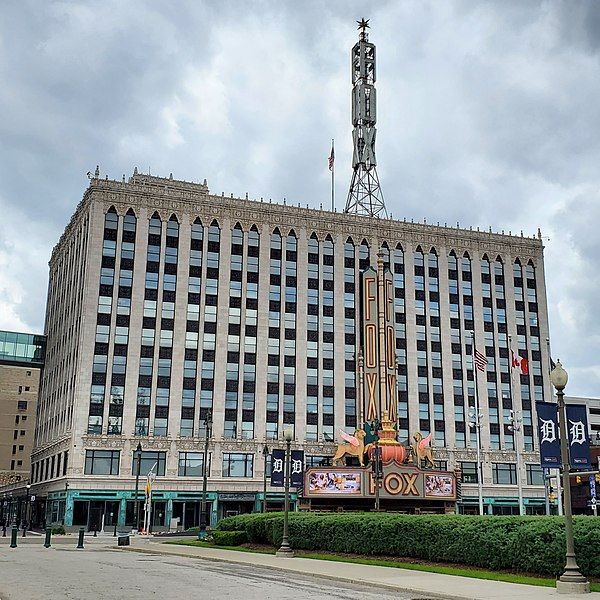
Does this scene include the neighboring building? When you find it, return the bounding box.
[566,395,600,444]
[28,167,553,530]
[0,330,45,524]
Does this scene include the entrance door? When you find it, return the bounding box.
[88,501,104,532]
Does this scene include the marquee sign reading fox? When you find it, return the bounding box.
[304,465,457,501]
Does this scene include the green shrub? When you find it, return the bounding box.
[216,513,600,577]
[51,526,66,535]
[212,529,248,546]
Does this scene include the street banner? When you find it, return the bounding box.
[270,449,285,487]
[290,450,304,488]
[566,404,591,469]
[536,402,561,468]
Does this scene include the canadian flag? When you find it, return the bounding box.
[511,350,529,375]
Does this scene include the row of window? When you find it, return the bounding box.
[460,461,544,485]
[88,208,544,447]
[83,449,254,478]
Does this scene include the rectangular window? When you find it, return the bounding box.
[526,464,544,486]
[460,461,478,483]
[222,453,254,477]
[132,451,166,476]
[84,450,120,475]
[178,452,210,477]
[492,462,517,485]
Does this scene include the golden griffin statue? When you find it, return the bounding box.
[332,429,368,467]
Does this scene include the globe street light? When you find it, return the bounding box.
[276,428,294,557]
[550,360,589,594]
[134,442,143,532]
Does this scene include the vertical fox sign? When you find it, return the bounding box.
[361,250,397,423]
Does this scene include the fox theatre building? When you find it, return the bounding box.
[302,251,460,513]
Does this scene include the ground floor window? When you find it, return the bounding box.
[73,501,88,526]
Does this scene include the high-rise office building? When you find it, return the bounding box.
[28,167,552,529]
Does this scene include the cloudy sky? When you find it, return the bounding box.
[1,0,599,396]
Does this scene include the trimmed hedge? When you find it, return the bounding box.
[212,529,248,546]
[217,512,600,576]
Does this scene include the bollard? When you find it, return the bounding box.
[2,524,7,537]
[10,527,18,548]
[22,526,27,538]
[77,527,84,549]
[93,527,97,538]
[44,527,51,548]
[113,523,117,537]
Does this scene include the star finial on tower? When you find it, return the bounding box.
[357,18,370,33]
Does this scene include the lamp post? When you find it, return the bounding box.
[372,439,382,511]
[23,484,30,537]
[199,410,212,538]
[507,409,525,516]
[550,360,589,594]
[134,442,143,532]
[468,406,485,515]
[262,445,269,513]
[276,428,294,557]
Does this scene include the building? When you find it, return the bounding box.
[566,396,600,444]
[30,24,554,530]
[27,167,554,529]
[0,330,45,525]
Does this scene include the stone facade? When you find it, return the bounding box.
[31,170,553,528]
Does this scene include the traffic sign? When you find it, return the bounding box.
[590,475,597,498]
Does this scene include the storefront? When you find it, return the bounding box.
[458,496,550,515]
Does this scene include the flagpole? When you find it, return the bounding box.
[471,331,485,516]
[508,334,525,516]
[547,337,563,516]
[331,138,335,211]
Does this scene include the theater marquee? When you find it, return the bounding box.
[304,465,457,501]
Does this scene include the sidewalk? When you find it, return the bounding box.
[122,538,600,600]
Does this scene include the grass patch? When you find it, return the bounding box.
[165,539,600,592]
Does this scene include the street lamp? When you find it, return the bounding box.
[23,484,31,537]
[199,409,213,539]
[550,360,589,594]
[276,428,294,557]
[262,445,269,513]
[468,406,485,516]
[134,442,143,532]
[506,410,525,516]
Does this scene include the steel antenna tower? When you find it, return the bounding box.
[344,19,387,218]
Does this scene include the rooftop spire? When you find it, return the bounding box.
[344,18,387,218]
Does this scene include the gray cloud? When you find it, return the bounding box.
[1,0,599,395]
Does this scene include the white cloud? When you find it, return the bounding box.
[1,0,600,396]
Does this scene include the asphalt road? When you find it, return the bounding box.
[0,544,429,600]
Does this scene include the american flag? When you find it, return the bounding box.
[328,143,335,171]
[474,349,488,372]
